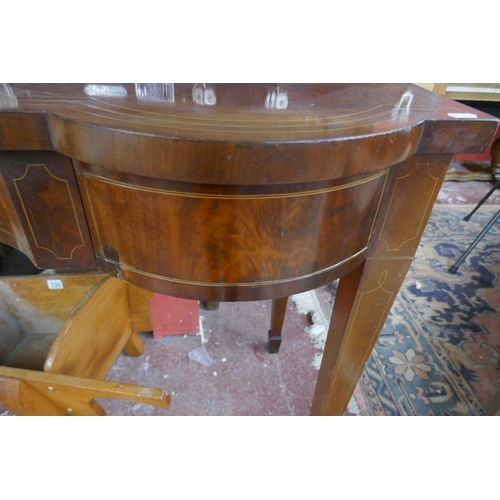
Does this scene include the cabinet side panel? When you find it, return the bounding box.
[0,152,96,269]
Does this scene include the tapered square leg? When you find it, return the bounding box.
[123,331,145,356]
[311,156,451,415]
[310,258,412,415]
[268,297,288,353]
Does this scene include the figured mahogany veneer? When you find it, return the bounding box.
[0,83,498,416]
[77,166,387,300]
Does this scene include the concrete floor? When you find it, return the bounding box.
[102,299,318,416]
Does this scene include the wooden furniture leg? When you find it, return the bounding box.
[268,297,288,353]
[311,155,451,415]
[201,301,220,310]
[127,283,155,333]
[123,331,145,356]
[311,258,412,415]
[489,137,500,178]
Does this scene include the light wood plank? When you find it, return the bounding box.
[0,272,106,334]
[0,366,171,416]
[2,333,56,371]
[123,331,145,356]
[44,276,132,380]
[0,376,65,416]
[127,283,154,332]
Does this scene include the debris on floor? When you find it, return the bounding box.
[291,291,329,369]
[188,345,213,366]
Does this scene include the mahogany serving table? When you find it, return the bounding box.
[0,83,498,415]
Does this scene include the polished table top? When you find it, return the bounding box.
[0,83,496,184]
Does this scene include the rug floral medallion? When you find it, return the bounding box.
[314,205,500,416]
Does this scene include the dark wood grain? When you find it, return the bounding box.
[0,151,95,269]
[76,168,387,300]
[0,83,498,415]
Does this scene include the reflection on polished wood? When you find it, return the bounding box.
[0,83,498,415]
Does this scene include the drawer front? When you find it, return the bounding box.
[78,168,388,300]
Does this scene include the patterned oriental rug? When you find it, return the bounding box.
[295,205,500,416]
